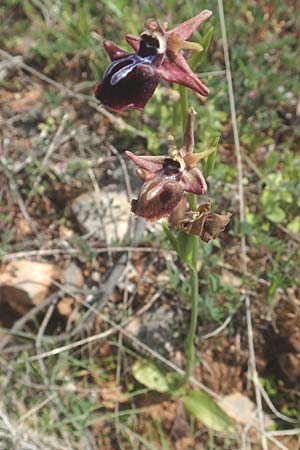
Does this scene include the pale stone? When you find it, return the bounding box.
[0,260,58,314]
[71,187,130,244]
[59,224,74,239]
[218,392,274,429]
[57,297,74,316]
[60,262,84,288]
[125,303,184,358]
[222,269,242,287]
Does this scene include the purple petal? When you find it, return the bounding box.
[181,167,207,195]
[136,168,158,181]
[157,54,209,96]
[168,10,212,41]
[125,151,166,173]
[103,40,130,61]
[131,176,184,221]
[126,34,140,52]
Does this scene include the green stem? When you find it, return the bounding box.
[188,192,198,211]
[184,262,199,381]
[179,86,200,384]
[179,85,189,133]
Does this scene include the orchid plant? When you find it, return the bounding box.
[95,9,232,428]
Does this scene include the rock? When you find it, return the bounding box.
[59,224,74,239]
[91,271,101,283]
[60,262,84,289]
[0,260,58,315]
[57,296,74,316]
[125,302,184,360]
[218,392,274,429]
[0,56,23,81]
[222,269,242,288]
[15,217,32,239]
[71,187,130,243]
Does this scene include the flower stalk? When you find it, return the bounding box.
[179,86,200,383]
[184,263,199,382]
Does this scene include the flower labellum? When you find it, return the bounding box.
[95,10,212,112]
[131,159,185,221]
[95,33,165,112]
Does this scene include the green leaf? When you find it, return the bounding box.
[132,360,187,396]
[239,220,253,236]
[190,26,214,70]
[203,137,219,177]
[268,276,282,302]
[266,172,283,187]
[183,389,235,433]
[100,0,122,17]
[280,190,293,204]
[260,188,274,207]
[163,223,178,253]
[201,26,214,53]
[287,216,300,234]
[132,360,169,393]
[265,205,286,223]
[264,151,279,170]
[177,232,196,267]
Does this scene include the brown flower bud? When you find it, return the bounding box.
[200,212,231,242]
[174,202,231,242]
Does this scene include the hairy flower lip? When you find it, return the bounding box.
[95,34,163,112]
[95,38,161,112]
[131,177,185,222]
[102,55,154,86]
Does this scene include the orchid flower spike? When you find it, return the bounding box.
[95,10,212,112]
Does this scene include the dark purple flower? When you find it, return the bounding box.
[95,10,212,112]
[126,109,207,221]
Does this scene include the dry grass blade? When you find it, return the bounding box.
[217,0,268,448]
